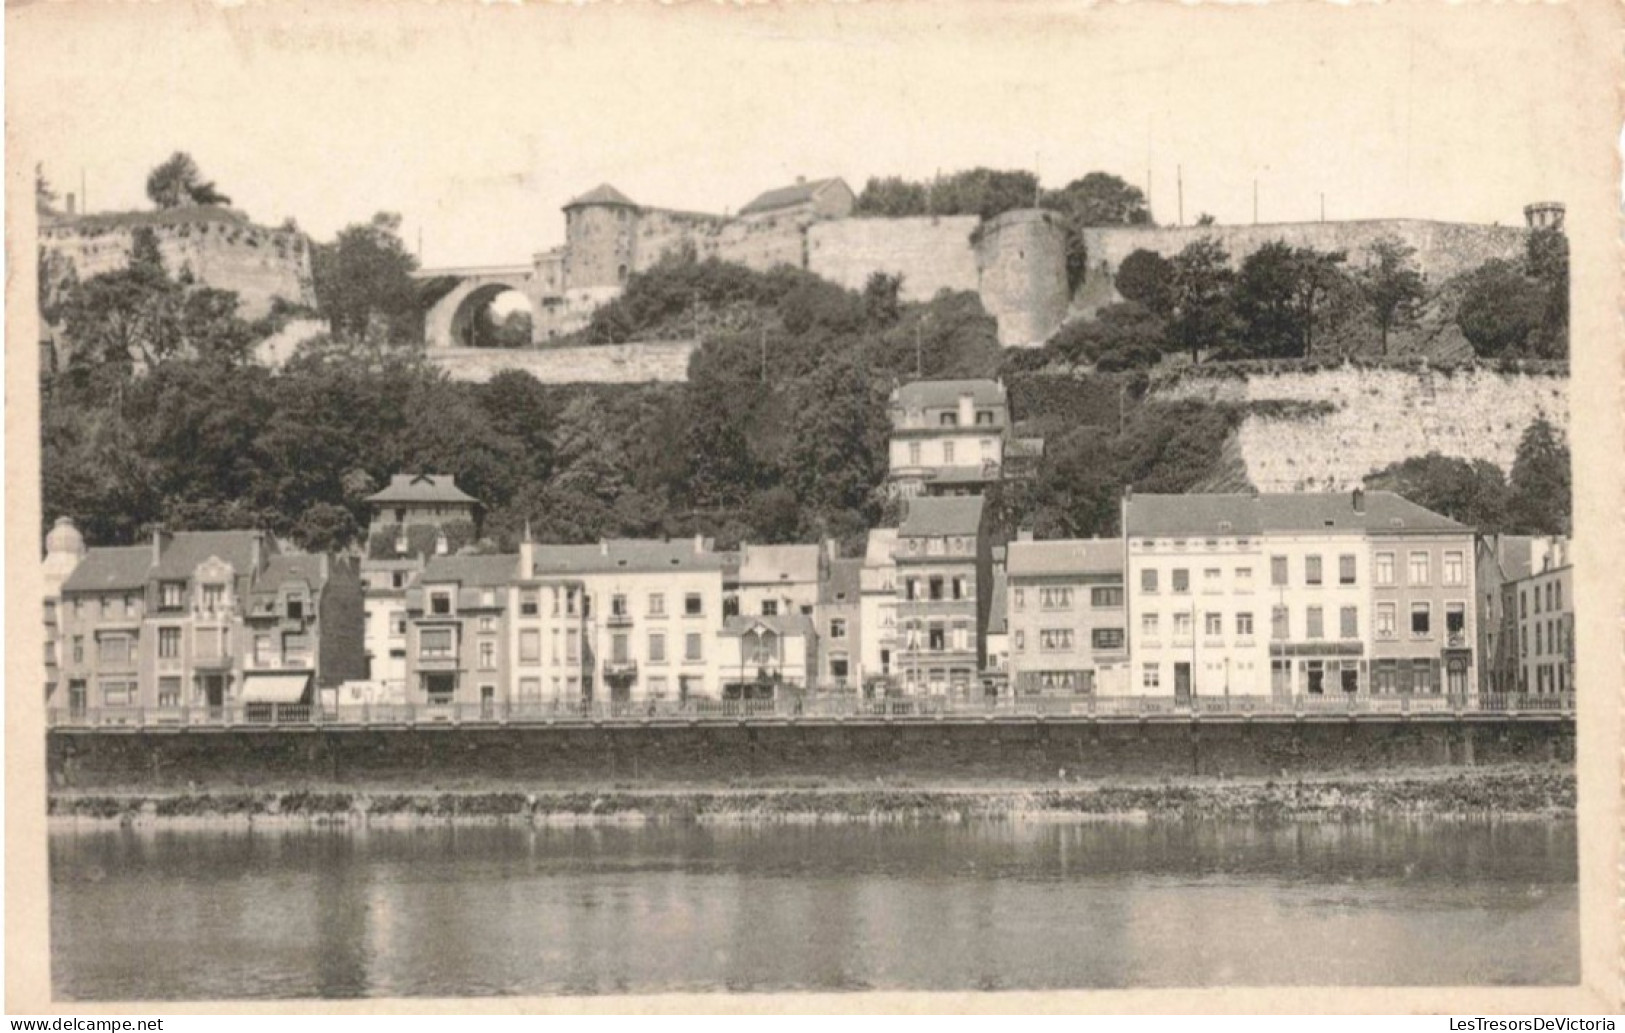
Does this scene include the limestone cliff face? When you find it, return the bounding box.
[39,207,316,321]
[1150,362,1569,492]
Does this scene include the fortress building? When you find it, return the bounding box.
[419,176,1082,350]
[39,204,316,321]
[419,176,1561,353]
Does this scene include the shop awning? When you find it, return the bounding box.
[241,672,312,704]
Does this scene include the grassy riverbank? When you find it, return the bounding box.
[47,764,1574,826]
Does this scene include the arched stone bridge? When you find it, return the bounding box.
[414,264,539,349]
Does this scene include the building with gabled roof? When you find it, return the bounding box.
[1005,534,1128,697]
[1122,488,1477,701]
[888,379,1011,498]
[361,473,482,697]
[52,527,362,723]
[717,614,820,699]
[894,495,993,697]
[737,177,855,220]
[814,554,863,690]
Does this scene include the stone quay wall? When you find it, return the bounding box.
[46,719,1571,791]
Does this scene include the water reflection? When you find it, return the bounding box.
[51,819,1578,999]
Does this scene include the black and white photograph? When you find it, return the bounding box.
[7,0,1620,1012]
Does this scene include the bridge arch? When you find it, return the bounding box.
[420,267,539,348]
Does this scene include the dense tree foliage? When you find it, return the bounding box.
[145,152,231,209]
[1363,420,1570,536]
[1230,242,1348,359]
[1455,230,1568,359]
[1355,235,1426,356]
[310,213,423,343]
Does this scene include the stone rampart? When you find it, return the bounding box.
[46,719,1571,790]
[429,340,699,384]
[1077,219,1529,316]
[40,210,315,321]
[1150,362,1569,491]
[807,216,981,301]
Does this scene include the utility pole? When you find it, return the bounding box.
[1320,193,1326,223]
[760,325,767,382]
[915,320,923,378]
[1253,179,1259,225]
[1177,165,1184,227]
[81,168,87,214]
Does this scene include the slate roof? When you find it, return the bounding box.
[61,546,152,594]
[900,495,985,537]
[986,570,1009,635]
[721,614,818,638]
[420,554,521,587]
[739,543,822,585]
[365,474,479,506]
[1123,491,1469,538]
[528,539,727,576]
[563,183,637,209]
[1007,539,1123,578]
[738,178,845,217]
[149,530,265,580]
[820,558,864,605]
[893,378,1006,410]
[1492,535,1536,583]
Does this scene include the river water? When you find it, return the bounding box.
[50,818,1577,999]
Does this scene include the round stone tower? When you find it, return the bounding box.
[43,516,87,595]
[1524,202,1565,232]
[562,183,640,291]
[974,209,1071,348]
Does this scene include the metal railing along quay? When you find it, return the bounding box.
[47,691,1577,731]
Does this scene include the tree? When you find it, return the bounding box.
[1041,173,1152,228]
[36,164,58,216]
[854,177,929,217]
[1357,235,1425,356]
[930,168,1041,220]
[1114,250,1174,317]
[1364,454,1510,531]
[862,271,904,329]
[1507,419,1570,536]
[1048,302,1165,371]
[1456,259,1547,357]
[145,152,231,209]
[1194,213,1217,227]
[311,212,422,343]
[1166,238,1235,363]
[1027,426,1122,538]
[1232,242,1347,358]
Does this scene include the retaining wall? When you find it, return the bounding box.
[46,719,1573,791]
[429,340,699,384]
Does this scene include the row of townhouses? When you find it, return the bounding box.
[41,379,1574,720]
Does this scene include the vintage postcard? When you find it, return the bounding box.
[5,0,1621,1014]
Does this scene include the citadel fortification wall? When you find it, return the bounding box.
[40,211,315,321]
[807,216,981,300]
[974,209,1071,347]
[1150,363,1569,492]
[430,340,699,384]
[1076,219,1530,316]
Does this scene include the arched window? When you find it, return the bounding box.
[617,263,629,283]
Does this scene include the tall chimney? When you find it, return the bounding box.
[151,526,171,566]
[694,533,705,555]
[249,531,263,572]
[1352,488,1366,514]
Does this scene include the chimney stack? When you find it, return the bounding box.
[151,527,172,566]
[694,533,705,555]
[1017,528,1035,542]
[1352,488,1366,514]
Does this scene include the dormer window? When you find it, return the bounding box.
[434,532,448,556]
[430,591,452,616]
[286,596,304,620]
[201,584,225,614]
[395,531,409,555]
[939,412,958,427]
[975,410,995,426]
[159,582,186,612]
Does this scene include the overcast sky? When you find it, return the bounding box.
[10,1,1593,268]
